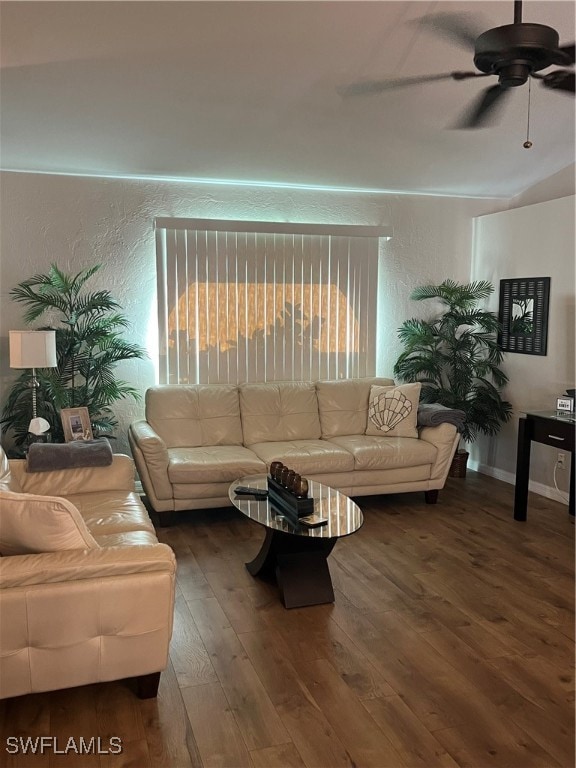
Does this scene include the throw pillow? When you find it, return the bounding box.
[0,489,99,556]
[366,383,421,438]
[27,438,113,473]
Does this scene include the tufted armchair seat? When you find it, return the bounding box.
[0,447,176,700]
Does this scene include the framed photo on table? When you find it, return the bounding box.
[60,407,93,442]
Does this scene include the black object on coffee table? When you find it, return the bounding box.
[266,474,314,517]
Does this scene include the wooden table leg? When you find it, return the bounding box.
[246,529,337,608]
[514,416,531,521]
[245,527,277,580]
[276,547,336,609]
[570,450,575,518]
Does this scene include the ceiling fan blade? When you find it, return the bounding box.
[555,43,575,66]
[339,71,486,98]
[452,84,511,129]
[540,69,575,93]
[412,12,484,51]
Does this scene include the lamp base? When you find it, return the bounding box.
[26,432,52,449]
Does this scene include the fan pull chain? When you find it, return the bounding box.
[523,77,533,149]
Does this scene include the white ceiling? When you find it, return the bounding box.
[1,1,574,198]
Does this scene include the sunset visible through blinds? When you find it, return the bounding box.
[168,282,356,353]
[155,219,384,384]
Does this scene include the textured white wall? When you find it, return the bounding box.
[0,171,499,454]
[471,195,576,502]
[376,194,500,371]
[507,163,575,210]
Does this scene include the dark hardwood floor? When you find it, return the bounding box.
[1,471,574,767]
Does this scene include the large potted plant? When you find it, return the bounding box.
[393,279,513,475]
[1,264,146,447]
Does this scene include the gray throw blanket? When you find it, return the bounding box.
[417,403,466,433]
[27,438,113,473]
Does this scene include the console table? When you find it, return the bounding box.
[514,410,575,520]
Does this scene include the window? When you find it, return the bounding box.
[155,218,391,385]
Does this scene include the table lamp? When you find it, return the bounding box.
[9,330,57,433]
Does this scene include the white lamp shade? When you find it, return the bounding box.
[9,330,57,369]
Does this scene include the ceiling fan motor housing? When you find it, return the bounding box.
[474,23,561,86]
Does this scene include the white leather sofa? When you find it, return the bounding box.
[0,448,176,700]
[129,377,459,519]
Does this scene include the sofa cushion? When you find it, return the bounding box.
[316,377,395,437]
[67,492,157,537]
[92,530,160,547]
[327,435,436,471]
[0,490,99,556]
[366,383,421,438]
[172,481,234,501]
[167,446,266,484]
[240,382,321,444]
[248,440,354,475]
[146,385,243,448]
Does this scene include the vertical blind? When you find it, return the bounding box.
[155,218,390,385]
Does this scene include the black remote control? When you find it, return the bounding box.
[235,486,268,496]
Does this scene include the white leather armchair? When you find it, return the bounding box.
[0,449,176,700]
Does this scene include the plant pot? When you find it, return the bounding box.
[449,450,469,478]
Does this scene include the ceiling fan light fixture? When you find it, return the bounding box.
[498,61,532,87]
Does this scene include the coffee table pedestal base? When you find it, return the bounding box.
[246,528,336,609]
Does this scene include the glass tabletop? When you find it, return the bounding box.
[229,475,363,539]
[525,410,576,424]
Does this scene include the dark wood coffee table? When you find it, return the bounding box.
[229,475,363,608]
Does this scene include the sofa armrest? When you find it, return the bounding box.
[419,423,460,482]
[9,454,136,496]
[419,422,458,445]
[0,544,176,700]
[0,544,176,589]
[128,420,172,501]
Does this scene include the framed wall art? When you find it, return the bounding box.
[498,277,550,356]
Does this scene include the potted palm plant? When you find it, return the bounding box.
[393,279,513,476]
[1,264,146,447]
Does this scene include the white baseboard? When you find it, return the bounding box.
[468,460,569,507]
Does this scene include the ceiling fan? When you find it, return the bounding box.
[340,0,575,128]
